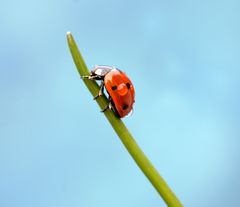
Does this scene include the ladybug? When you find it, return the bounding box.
[82,65,135,118]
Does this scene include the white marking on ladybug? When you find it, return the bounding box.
[93,65,113,76]
[94,68,105,76]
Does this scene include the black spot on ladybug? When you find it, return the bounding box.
[122,104,129,110]
[112,86,117,90]
[126,83,131,89]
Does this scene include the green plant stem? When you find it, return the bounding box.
[67,32,183,207]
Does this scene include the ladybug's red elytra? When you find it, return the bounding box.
[82,65,135,118]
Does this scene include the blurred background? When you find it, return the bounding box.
[0,0,240,206]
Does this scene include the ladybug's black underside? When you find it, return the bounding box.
[108,94,121,118]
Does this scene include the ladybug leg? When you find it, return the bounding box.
[101,104,109,112]
[81,75,99,80]
[93,81,104,100]
[88,75,100,80]
[101,97,113,112]
[81,75,89,79]
[101,102,114,113]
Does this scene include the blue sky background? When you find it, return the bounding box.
[0,0,240,206]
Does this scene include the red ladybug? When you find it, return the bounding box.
[82,65,135,118]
